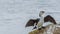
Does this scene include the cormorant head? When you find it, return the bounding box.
[39,11,45,17]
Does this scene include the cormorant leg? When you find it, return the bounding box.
[33,26,37,30]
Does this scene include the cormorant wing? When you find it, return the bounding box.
[25,18,40,27]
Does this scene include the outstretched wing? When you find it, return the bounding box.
[25,18,40,27]
[44,15,57,24]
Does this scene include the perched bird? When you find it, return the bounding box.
[35,11,45,29]
[25,11,57,30]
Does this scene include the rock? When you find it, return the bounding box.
[53,27,60,34]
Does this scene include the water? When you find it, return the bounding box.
[0,0,60,34]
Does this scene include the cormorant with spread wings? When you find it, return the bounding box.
[25,11,56,29]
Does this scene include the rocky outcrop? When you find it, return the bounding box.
[29,24,60,34]
[53,27,60,34]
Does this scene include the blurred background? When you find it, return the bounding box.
[0,0,60,34]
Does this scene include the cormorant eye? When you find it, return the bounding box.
[42,11,44,13]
